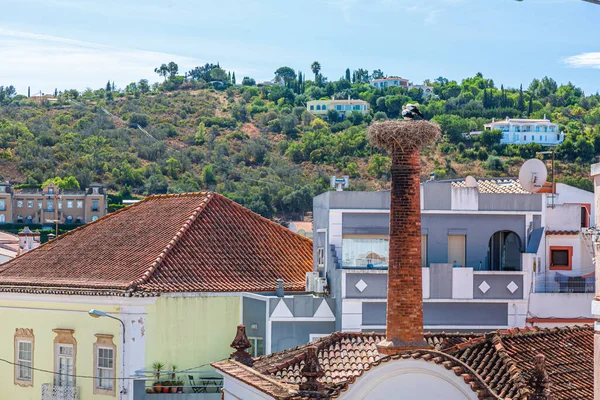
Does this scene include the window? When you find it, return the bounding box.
[92,216,99,222]
[513,134,519,142]
[92,187,99,194]
[26,200,33,208]
[317,247,325,267]
[549,246,572,270]
[92,200,99,212]
[448,234,466,267]
[93,334,116,395]
[58,201,62,210]
[345,105,351,110]
[353,105,361,110]
[536,126,541,132]
[342,235,389,268]
[514,125,521,133]
[48,187,54,194]
[17,200,23,208]
[0,186,5,193]
[322,105,326,110]
[581,204,591,228]
[53,329,76,387]
[14,328,34,387]
[0,214,5,223]
[47,201,54,211]
[421,235,427,267]
[539,135,542,141]
[336,105,343,111]
[37,200,42,210]
[316,105,321,110]
[76,200,83,209]
[0,199,5,211]
[310,105,314,110]
[248,337,264,357]
[523,135,527,141]
[67,200,73,209]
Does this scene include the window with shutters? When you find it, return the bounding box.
[94,334,116,395]
[14,328,34,387]
[53,329,76,387]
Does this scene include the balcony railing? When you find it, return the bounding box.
[535,272,595,293]
[41,384,80,400]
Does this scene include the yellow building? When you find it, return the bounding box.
[0,192,313,400]
[0,182,107,225]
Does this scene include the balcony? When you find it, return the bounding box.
[133,369,222,399]
[41,384,80,400]
[535,271,594,293]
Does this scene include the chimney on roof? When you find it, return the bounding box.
[298,346,324,394]
[368,120,440,356]
[18,227,40,255]
[528,354,552,400]
[276,278,284,297]
[229,325,254,367]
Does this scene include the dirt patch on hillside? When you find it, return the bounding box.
[241,123,261,138]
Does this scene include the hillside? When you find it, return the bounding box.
[0,69,599,220]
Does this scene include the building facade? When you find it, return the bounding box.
[483,117,564,145]
[0,192,313,400]
[306,98,369,118]
[369,77,434,97]
[310,179,594,334]
[0,182,107,225]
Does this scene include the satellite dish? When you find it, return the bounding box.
[465,176,478,188]
[519,159,547,193]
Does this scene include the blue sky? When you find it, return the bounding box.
[1,0,599,96]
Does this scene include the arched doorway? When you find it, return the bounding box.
[487,231,521,271]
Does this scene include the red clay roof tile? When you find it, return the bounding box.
[0,192,313,296]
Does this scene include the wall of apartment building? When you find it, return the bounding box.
[0,189,12,223]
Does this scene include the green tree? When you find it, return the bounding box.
[232,72,236,85]
[210,67,227,81]
[367,154,391,178]
[105,80,111,92]
[371,69,384,79]
[345,68,351,81]
[517,84,525,112]
[154,64,168,81]
[242,77,256,86]
[167,61,179,79]
[42,176,80,190]
[274,67,297,86]
[311,61,321,83]
[479,129,503,148]
[202,165,216,187]
[138,79,150,93]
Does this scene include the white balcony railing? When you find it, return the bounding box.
[41,384,80,400]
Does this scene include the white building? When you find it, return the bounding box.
[484,117,564,145]
[306,98,369,118]
[370,77,434,97]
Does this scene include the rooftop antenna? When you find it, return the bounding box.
[518,158,548,194]
[330,176,349,192]
[465,176,478,188]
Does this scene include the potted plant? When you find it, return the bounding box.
[175,379,185,393]
[152,362,165,393]
[169,365,179,393]
[162,381,170,393]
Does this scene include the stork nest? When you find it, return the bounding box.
[368,120,441,152]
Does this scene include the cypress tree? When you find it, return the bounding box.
[528,95,533,116]
[517,84,525,112]
[232,72,236,85]
[483,88,488,109]
[345,68,351,82]
[501,84,507,108]
[27,86,30,98]
[106,80,111,92]
[54,88,58,97]
[228,71,231,83]
[112,81,115,91]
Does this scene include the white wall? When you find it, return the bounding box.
[222,376,275,400]
[529,293,594,320]
[546,204,583,232]
[450,187,478,211]
[554,183,595,223]
[340,358,478,400]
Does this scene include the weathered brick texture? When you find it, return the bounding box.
[377,147,428,355]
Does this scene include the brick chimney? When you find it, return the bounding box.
[368,119,440,355]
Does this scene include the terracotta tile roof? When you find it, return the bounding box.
[451,178,531,194]
[0,192,313,296]
[545,230,580,236]
[213,326,593,400]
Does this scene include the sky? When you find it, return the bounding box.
[1,0,600,96]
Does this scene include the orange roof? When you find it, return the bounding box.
[0,192,313,296]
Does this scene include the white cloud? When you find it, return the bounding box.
[564,52,600,69]
[0,29,250,95]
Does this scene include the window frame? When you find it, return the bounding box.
[14,328,34,387]
[76,200,83,209]
[549,246,573,270]
[247,336,264,358]
[93,334,116,396]
[17,200,23,208]
[67,200,74,209]
[53,329,77,388]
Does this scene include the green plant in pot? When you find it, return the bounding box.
[162,381,170,393]
[169,364,179,393]
[152,362,165,393]
[175,379,185,393]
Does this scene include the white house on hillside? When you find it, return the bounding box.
[370,77,434,97]
[306,98,369,118]
[484,117,564,145]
